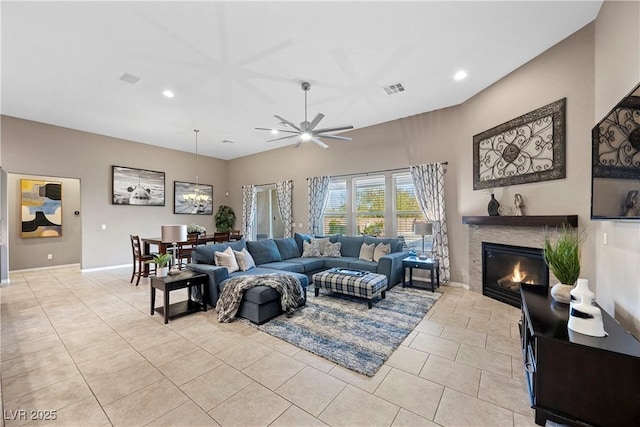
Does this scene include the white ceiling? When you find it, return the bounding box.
[1,1,602,160]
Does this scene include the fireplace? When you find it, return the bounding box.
[482,242,549,308]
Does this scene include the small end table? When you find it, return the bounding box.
[150,270,208,324]
[402,256,440,292]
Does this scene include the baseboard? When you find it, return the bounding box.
[81,264,131,273]
[9,263,81,274]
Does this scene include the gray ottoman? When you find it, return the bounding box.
[313,268,388,309]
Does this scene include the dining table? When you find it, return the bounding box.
[141,234,224,275]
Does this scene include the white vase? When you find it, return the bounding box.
[156,266,169,277]
[570,278,594,309]
[568,294,606,337]
[550,283,573,304]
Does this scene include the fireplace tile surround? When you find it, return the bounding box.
[464,216,578,296]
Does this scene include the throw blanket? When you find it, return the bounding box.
[216,274,304,323]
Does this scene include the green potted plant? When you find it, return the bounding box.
[543,225,586,303]
[215,205,236,232]
[146,253,173,277]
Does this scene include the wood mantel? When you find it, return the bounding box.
[461,215,578,227]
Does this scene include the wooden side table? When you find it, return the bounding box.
[150,271,208,324]
[402,256,440,292]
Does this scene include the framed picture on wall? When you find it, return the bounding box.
[21,179,62,238]
[174,181,213,215]
[112,165,165,206]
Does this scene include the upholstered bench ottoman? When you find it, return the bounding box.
[313,268,388,309]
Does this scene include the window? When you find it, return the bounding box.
[354,176,385,236]
[322,180,347,235]
[393,173,427,250]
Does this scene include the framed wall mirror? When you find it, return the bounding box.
[591,81,640,219]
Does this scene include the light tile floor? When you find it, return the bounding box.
[1,267,538,426]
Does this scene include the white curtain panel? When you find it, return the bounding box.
[242,185,257,241]
[275,180,293,238]
[410,162,451,284]
[307,176,331,235]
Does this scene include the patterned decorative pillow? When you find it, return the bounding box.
[214,246,239,273]
[323,241,342,257]
[358,242,375,261]
[373,242,391,262]
[311,237,331,255]
[302,240,321,257]
[233,248,256,271]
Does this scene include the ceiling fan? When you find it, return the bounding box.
[256,82,354,149]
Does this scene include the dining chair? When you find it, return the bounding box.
[213,231,230,243]
[130,235,154,286]
[177,234,201,269]
[229,230,243,241]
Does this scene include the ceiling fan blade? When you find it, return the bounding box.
[274,115,301,132]
[267,134,300,142]
[255,127,299,134]
[307,113,325,131]
[314,124,354,133]
[316,134,352,141]
[310,136,329,149]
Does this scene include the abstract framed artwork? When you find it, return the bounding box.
[473,98,566,190]
[112,165,165,206]
[174,181,213,215]
[21,179,62,238]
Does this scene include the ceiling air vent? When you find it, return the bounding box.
[222,140,235,144]
[119,73,141,85]
[383,83,405,95]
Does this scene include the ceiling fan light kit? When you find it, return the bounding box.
[256,81,353,149]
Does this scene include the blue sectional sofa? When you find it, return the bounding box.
[188,233,408,324]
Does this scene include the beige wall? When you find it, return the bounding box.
[593,0,640,337]
[228,23,596,288]
[1,116,229,269]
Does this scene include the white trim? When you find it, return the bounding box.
[81,264,131,273]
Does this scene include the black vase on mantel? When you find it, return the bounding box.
[488,194,500,216]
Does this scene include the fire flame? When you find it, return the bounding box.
[512,261,526,282]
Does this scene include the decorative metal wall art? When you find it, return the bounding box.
[592,82,640,179]
[21,179,62,238]
[174,181,213,215]
[112,166,165,206]
[473,98,566,190]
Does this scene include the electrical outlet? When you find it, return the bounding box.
[603,232,608,245]
[47,254,53,260]
[101,224,107,230]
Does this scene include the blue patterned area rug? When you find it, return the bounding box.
[256,286,441,376]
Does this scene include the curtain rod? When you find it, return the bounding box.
[314,162,449,179]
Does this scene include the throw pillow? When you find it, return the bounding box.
[233,248,256,271]
[214,246,239,273]
[302,240,321,257]
[311,237,331,255]
[373,242,391,262]
[358,242,375,261]
[323,241,342,257]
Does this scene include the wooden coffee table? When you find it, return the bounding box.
[150,271,208,324]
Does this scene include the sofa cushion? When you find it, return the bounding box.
[233,248,256,271]
[302,240,321,257]
[258,261,305,273]
[322,257,356,269]
[285,257,326,272]
[323,241,342,257]
[214,246,239,273]
[274,238,301,260]
[337,235,365,257]
[294,232,313,254]
[364,236,402,253]
[373,242,391,262]
[192,239,247,264]
[247,239,282,265]
[359,242,375,261]
[348,259,379,273]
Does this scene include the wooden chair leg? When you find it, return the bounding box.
[135,259,142,286]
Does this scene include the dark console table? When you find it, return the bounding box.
[150,271,208,324]
[520,284,640,426]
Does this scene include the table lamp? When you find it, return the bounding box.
[413,220,433,260]
[161,224,187,275]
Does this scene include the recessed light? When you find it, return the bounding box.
[163,90,175,98]
[454,70,468,81]
[222,139,234,144]
[271,129,279,135]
